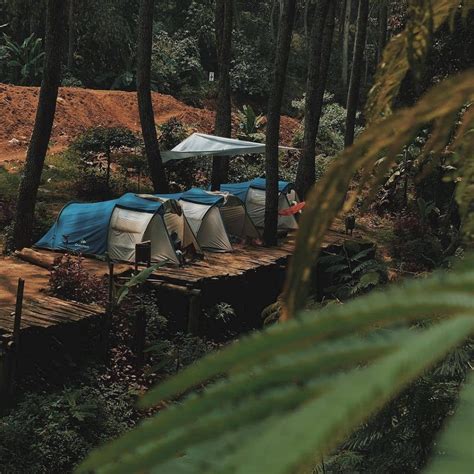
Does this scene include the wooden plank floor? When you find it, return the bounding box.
[0,257,103,338]
[0,223,358,337]
[0,296,102,337]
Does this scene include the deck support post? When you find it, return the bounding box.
[101,262,114,358]
[6,278,24,398]
[187,289,201,335]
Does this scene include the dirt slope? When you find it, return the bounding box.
[0,84,299,164]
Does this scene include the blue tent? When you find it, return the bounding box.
[36,193,169,254]
[156,188,260,252]
[158,188,226,207]
[35,193,202,264]
[218,178,299,231]
[219,178,294,202]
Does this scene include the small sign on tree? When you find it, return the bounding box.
[209,71,215,82]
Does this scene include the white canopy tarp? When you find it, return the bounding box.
[161,133,298,163]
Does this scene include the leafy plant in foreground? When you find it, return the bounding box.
[78,259,474,473]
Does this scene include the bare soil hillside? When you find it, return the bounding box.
[0,84,299,163]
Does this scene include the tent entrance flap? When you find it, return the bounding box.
[107,207,179,264]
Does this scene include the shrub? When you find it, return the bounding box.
[157,117,190,150]
[0,382,136,474]
[392,213,444,271]
[71,127,141,193]
[49,253,105,304]
[61,71,85,88]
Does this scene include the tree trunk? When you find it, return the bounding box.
[344,0,369,147]
[210,0,233,191]
[67,0,75,70]
[263,0,297,246]
[296,0,338,200]
[12,0,65,250]
[341,0,352,92]
[377,0,388,64]
[136,0,169,193]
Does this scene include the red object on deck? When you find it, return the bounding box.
[278,201,305,216]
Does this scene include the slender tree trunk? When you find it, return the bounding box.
[344,0,369,147]
[341,0,352,92]
[211,0,233,191]
[338,0,347,41]
[12,0,65,250]
[377,0,388,64]
[263,0,297,246]
[67,0,75,70]
[296,0,338,200]
[304,0,317,45]
[136,0,169,193]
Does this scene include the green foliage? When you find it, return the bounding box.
[78,260,474,473]
[72,127,140,156]
[115,263,164,307]
[61,71,85,88]
[230,30,271,98]
[291,94,354,156]
[151,30,206,105]
[0,32,44,85]
[236,105,265,142]
[427,373,474,473]
[71,0,138,89]
[71,127,140,196]
[157,117,190,150]
[0,382,136,474]
[319,243,387,300]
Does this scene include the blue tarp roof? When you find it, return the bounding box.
[36,193,168,255]
[157,188,225,206]
[219,178,293,201]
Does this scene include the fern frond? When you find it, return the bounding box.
[425,373,474,474]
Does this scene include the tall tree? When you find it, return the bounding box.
[377,0,388,63]
[295,0,338,200]
[67,0,75,70]
[210,0,233,191]
[136,0,169,193]
[344,0,369,147]
[341,0,352,92]
[263,0,297,246]
[12,0,65,250]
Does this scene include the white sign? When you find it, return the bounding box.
[209,72,215,82]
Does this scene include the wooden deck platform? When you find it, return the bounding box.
[0,257,103,340]
[0,224,361,339]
